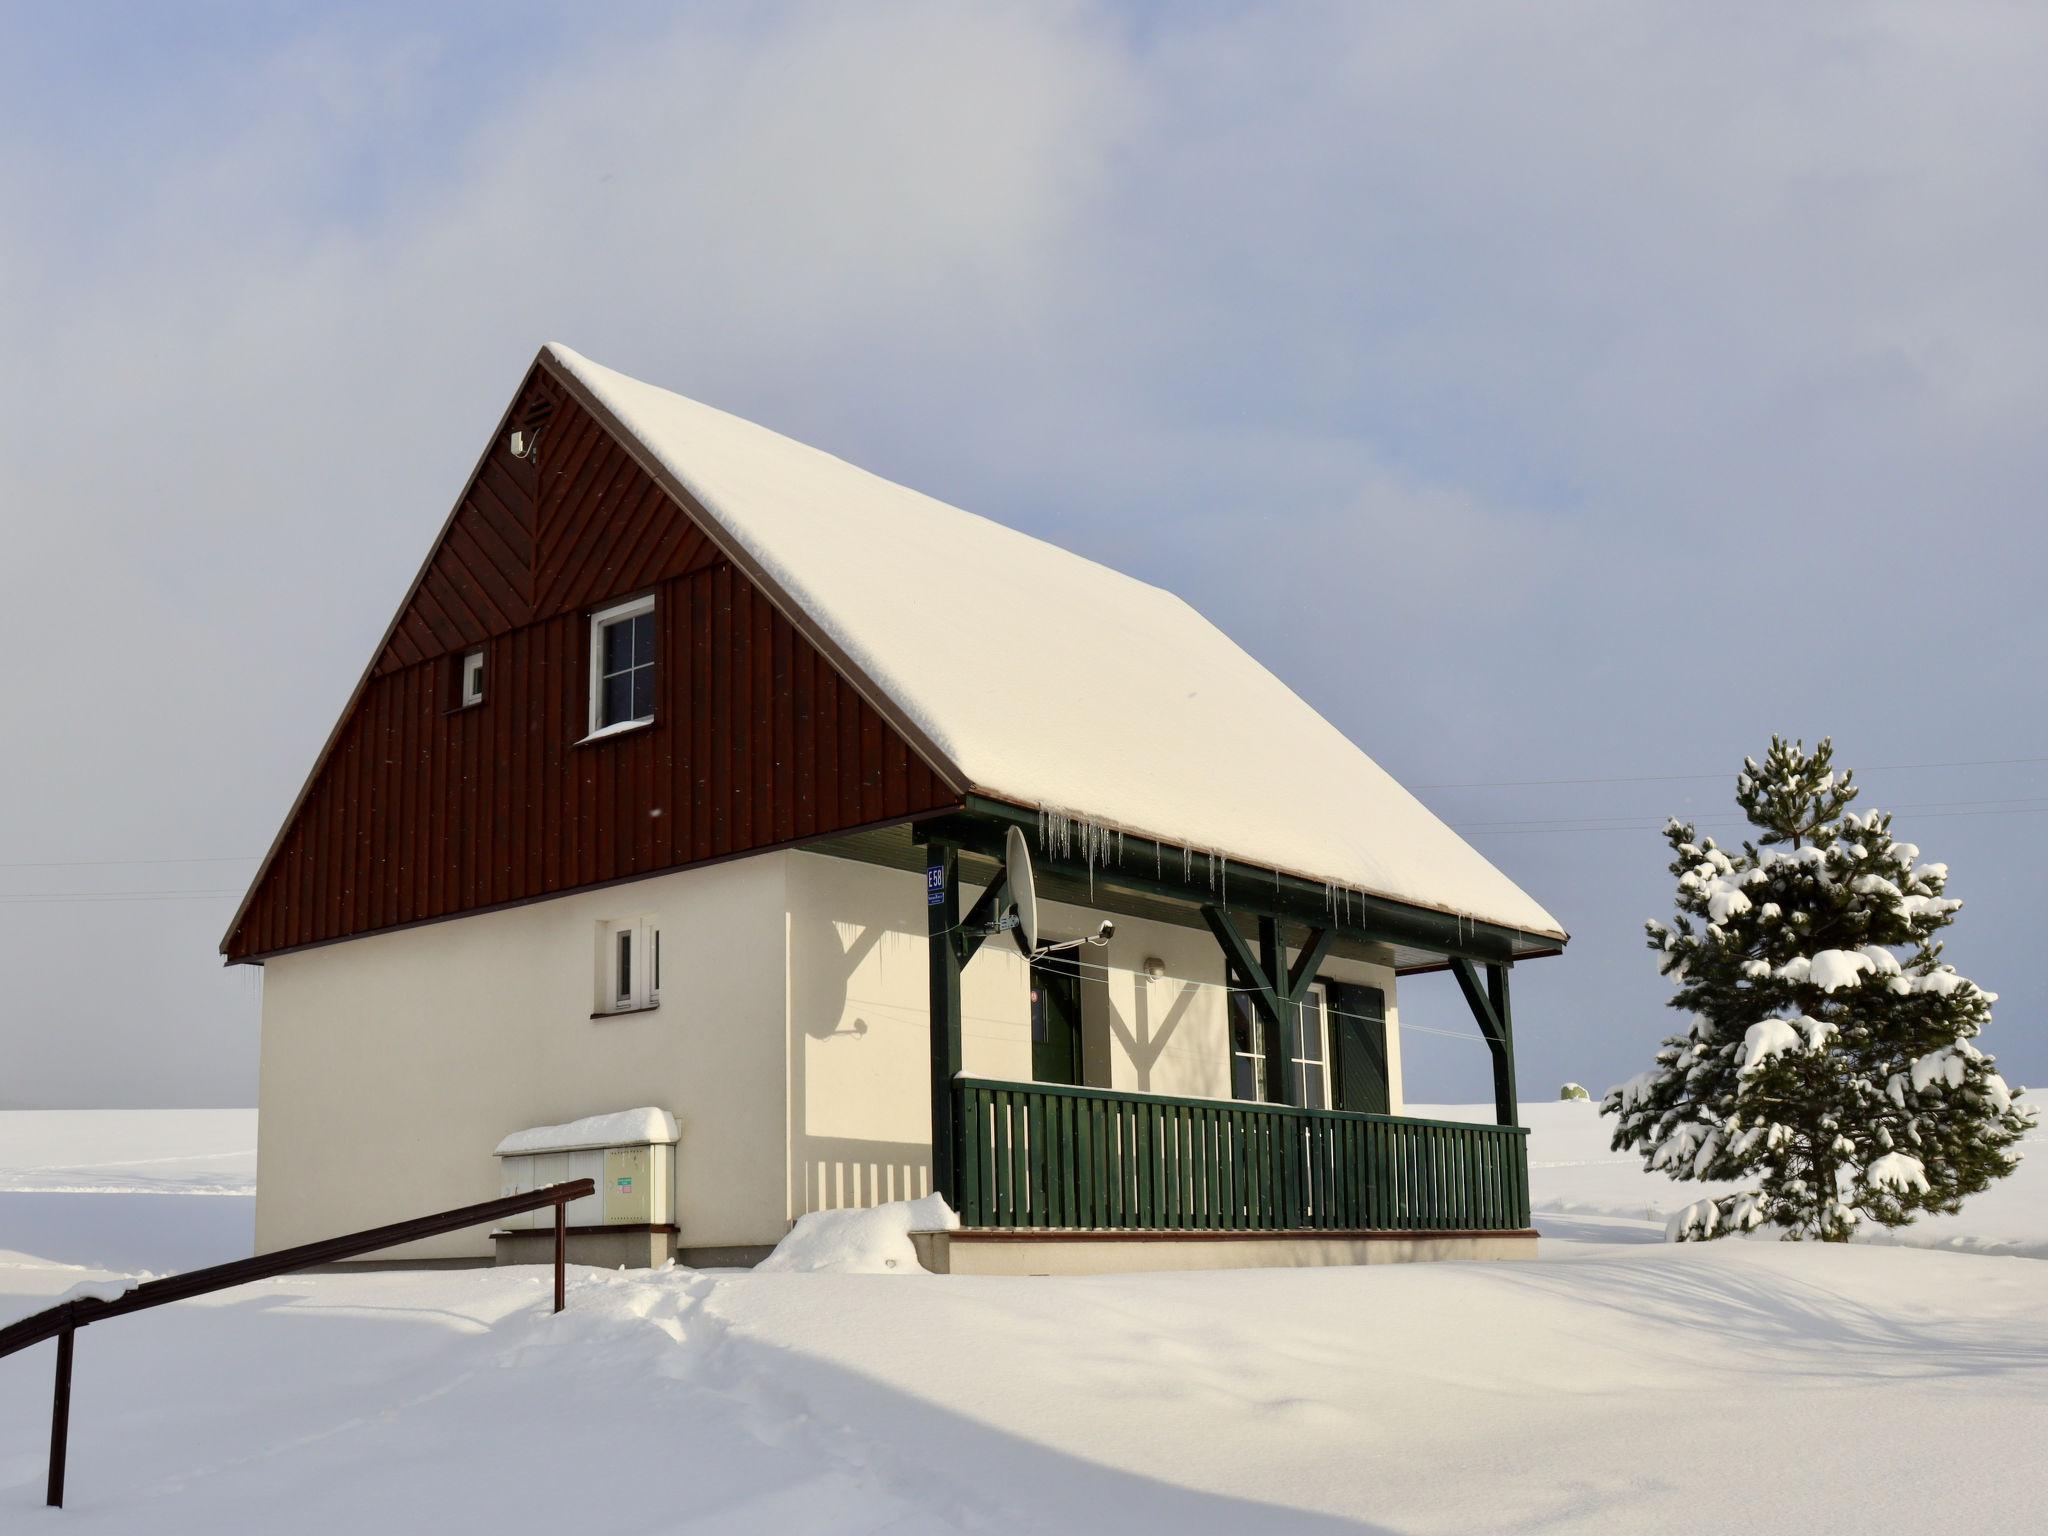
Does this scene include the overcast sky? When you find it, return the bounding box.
[3,1,2043,1110]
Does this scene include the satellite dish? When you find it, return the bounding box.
[1004,825,1039,952]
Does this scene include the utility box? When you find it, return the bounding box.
[602,1146,653,1224]
[491,1107,678,1269]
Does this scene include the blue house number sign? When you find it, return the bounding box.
[926,866,946,906]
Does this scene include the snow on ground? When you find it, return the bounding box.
[757,1191,957,1274]
[2,1106,2044,1532]
[0,1110,254,1281]
[1422,1098,2048,1257]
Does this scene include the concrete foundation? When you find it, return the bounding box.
[493,1227,674,1269]
[677,1243,777,1269]
[909,1228,1540,1276]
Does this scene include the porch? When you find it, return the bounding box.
[901,798,1559,1265]
[952,1080,1530,1234]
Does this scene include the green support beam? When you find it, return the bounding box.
[1450,956,1518,1128]
[926,842,963,1209]
[953,868,1031,967]
[1201,907,1332,1109]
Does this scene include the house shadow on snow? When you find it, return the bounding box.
[0,1276,1397,1534]
[1489,1247,2048,1383]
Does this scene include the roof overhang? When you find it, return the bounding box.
[920,796,1567,969]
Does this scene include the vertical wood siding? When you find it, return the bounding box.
[226,377,957,961]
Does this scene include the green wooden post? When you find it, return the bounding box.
[960,1086,982,1225]
[1259,917,1296,1107]
[1451,956,1519,1129]
[1009,1093,1027,1225]
[1489,963,1519,1132]
[1026,1091,1044,1226]
[925,843,962,1211]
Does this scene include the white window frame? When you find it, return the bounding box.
[586,595,657,739]
[459,649,485,708]
[597,916,661,1015]
[1230,981,1331,1107]
[1291,981,1331,1110]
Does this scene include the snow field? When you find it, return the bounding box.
[2,1106,2044,1532]
[1424,1099,2048,1259]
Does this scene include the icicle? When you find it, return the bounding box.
[1035,803,1126,900]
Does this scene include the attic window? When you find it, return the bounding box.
[588,596,656,737]
[460,650,485,708]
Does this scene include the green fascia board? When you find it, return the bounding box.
[936,797,1560,964]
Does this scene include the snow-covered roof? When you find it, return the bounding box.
[548,345,1565,942]
[494,1108,678,1156]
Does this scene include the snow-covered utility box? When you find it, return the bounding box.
[491,1107,678,1269]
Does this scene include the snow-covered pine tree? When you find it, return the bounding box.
[1603,737,2033,1241]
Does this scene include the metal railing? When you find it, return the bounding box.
[0,1177,596,1509]
[955,1079,1531,1234]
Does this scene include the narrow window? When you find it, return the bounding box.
[598,916,662,1014]
[1229,993,1266,1103]
[1029,951,1083,1086]
[588,596,656,735]
[460,649,485,708]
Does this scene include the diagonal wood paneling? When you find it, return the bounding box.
[228,375,957,962]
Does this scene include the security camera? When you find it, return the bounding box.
[1092,920,1115,945]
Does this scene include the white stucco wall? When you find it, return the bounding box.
[782,851,1031,1217]
[255,855,792,1260]
[257,845,1410,1253]
[780,852,1402,1216]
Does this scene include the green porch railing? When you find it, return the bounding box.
[953,1078,1531,1233]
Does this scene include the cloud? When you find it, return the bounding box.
[3,1,2044,1105]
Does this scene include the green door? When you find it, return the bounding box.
[1328,983,1390,1115]
[1030,951,1084,1085]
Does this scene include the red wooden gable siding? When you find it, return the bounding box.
[224,373,959,962]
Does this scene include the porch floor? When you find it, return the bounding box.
[909,1226,1539,1276]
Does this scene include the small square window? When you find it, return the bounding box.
[588,597,656,736]
[459,650,485,708]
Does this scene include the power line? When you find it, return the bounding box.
[1416,754,2048,791]
[3,758,2041,880]
[1467,805,2048,837]
[0,855,259,871]
[1451,794,2048,834]
[0,890,246,904]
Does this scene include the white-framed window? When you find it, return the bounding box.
[1229,993,1267,1103]
[597,916,661,1014]
[1291,982,1330,1110]
[1230,982,1331,1107]
[587,595,656,736]
[459,649,485,708]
